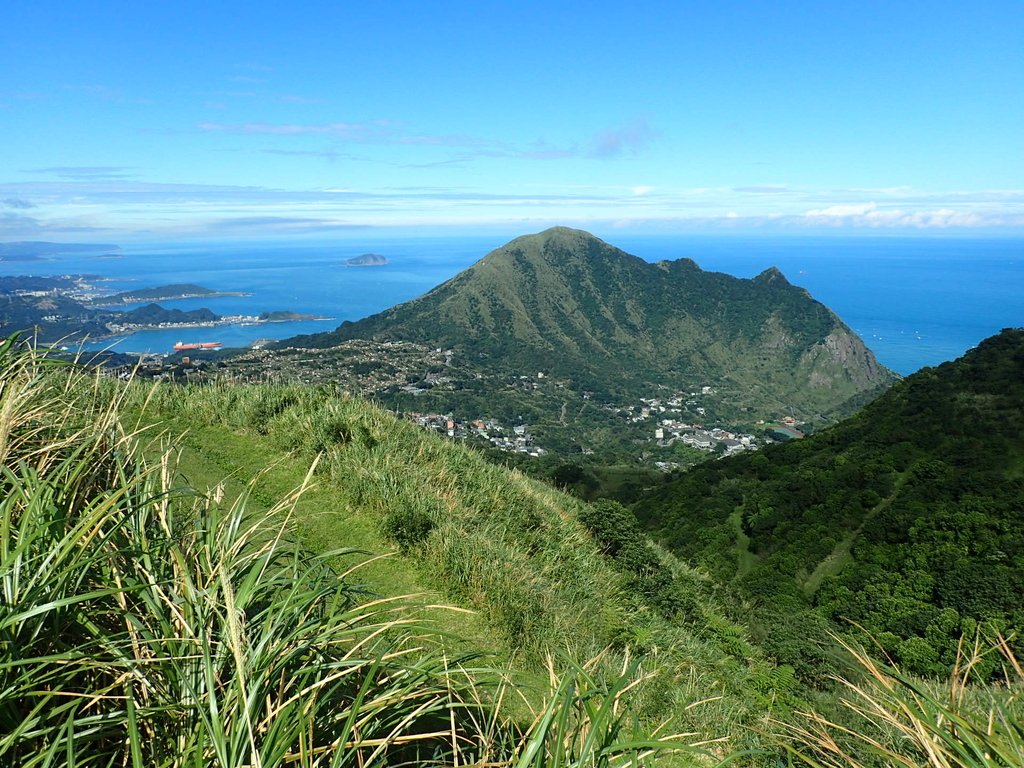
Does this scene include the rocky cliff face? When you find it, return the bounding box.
[803,328,890,389]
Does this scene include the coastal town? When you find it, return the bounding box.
[405,413,546,456]
[614,392,764,455]
[216,340,808,465]
[104,310,327,335]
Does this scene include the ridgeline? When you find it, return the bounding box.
[286,227,896,424]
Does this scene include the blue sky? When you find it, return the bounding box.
[2,1,1022,241]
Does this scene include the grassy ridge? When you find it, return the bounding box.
[131,378,791,749]
[2,338,731,766]
[5,338,1021,767]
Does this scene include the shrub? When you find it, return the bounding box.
[782,635,1024,768]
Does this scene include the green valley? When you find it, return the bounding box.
[634,328,1024,681]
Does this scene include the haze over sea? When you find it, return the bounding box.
[3,234,1020,377]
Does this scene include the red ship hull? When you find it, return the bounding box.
[173,341,223,351]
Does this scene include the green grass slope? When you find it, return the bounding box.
[12,351,758,766]
[4,336,1021,768]
[634,328,1024,679]
[131,379,797,742]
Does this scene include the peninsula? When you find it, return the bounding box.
[93,283,251,305]
[0,274,331,344]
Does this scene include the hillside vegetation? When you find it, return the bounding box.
[132,369,792,737]
[1,336,786,765]
[3,335,1021,767]
[635,329,1024,680]
[284,227,895,425]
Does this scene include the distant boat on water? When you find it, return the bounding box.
[173,341,223,351]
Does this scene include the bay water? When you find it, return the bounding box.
[2,234,1020,376]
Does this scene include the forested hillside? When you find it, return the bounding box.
[285,227,895,424]
[635,329,1024,678]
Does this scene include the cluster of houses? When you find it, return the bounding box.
[406,413,546,456]
[9,276,99,302]
[399,368,453,395]
[106,315,252,333]
[667,426,757,454]
[614,389,715,423]
[612,390,766,455]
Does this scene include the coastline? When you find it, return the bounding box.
[97,313,335,340]
[90,290,252,306]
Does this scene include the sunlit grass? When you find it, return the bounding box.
[780,635,1024,768]
[0,338,716,767]
[18,338,1021,766]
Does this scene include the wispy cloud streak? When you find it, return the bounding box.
[23,166,138,181]
[198,120,395,139]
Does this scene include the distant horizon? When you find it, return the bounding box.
[3,3,1022,241]
[4,225,1024,250]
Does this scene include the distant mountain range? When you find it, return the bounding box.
[286,227,896,423]
[0,241,120,261]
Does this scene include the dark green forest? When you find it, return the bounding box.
[634,328,1024,680]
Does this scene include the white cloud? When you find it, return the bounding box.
[805,202,879,217]
[4,177,1022,238]
[801,201,1016,229]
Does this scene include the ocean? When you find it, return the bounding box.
[2,234,1021,376]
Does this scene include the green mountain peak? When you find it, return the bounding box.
[753,265,790,285]
[282,228,896,423]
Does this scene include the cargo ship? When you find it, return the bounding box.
[173,341,223,351]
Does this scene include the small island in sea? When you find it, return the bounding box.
[345,253,388,267]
